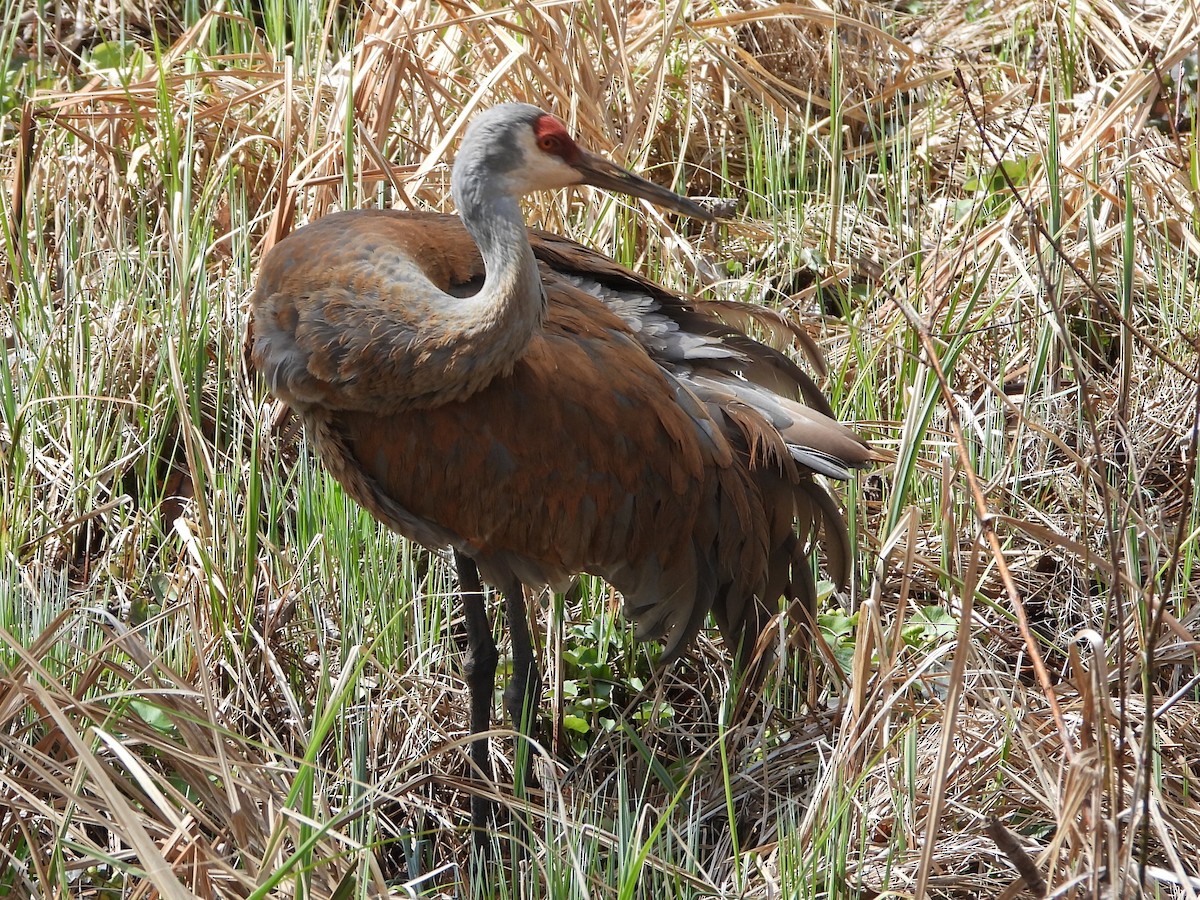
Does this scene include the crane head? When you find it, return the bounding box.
[455,103,714,222]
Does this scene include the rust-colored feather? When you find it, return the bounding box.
[251,207,871,672]
[249,107,876,846]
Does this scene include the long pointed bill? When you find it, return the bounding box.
[574,150,715,221]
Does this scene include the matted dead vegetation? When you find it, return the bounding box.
[3,0,1199,897]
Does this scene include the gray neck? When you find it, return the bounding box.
[443,171,546,382]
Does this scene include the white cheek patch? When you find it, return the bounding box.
[512,130,583,193]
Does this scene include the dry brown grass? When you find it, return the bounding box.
[3,0,1200,897]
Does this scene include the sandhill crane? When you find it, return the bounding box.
[249,102,872,844]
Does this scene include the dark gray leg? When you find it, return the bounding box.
[498,573,541,786]
[455,551,497,849]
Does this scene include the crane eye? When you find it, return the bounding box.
[538,134,560,153]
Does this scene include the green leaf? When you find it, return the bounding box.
[129,700,176,735]
[83,41,148,84]
[563,714,590,734]
[902,605,958,647]
[818,610,857,638]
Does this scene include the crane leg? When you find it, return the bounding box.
[498,573,541,783]
[498,573,540,860]
[455,551,498,848]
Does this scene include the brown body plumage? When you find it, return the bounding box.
[249,104,871,844]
